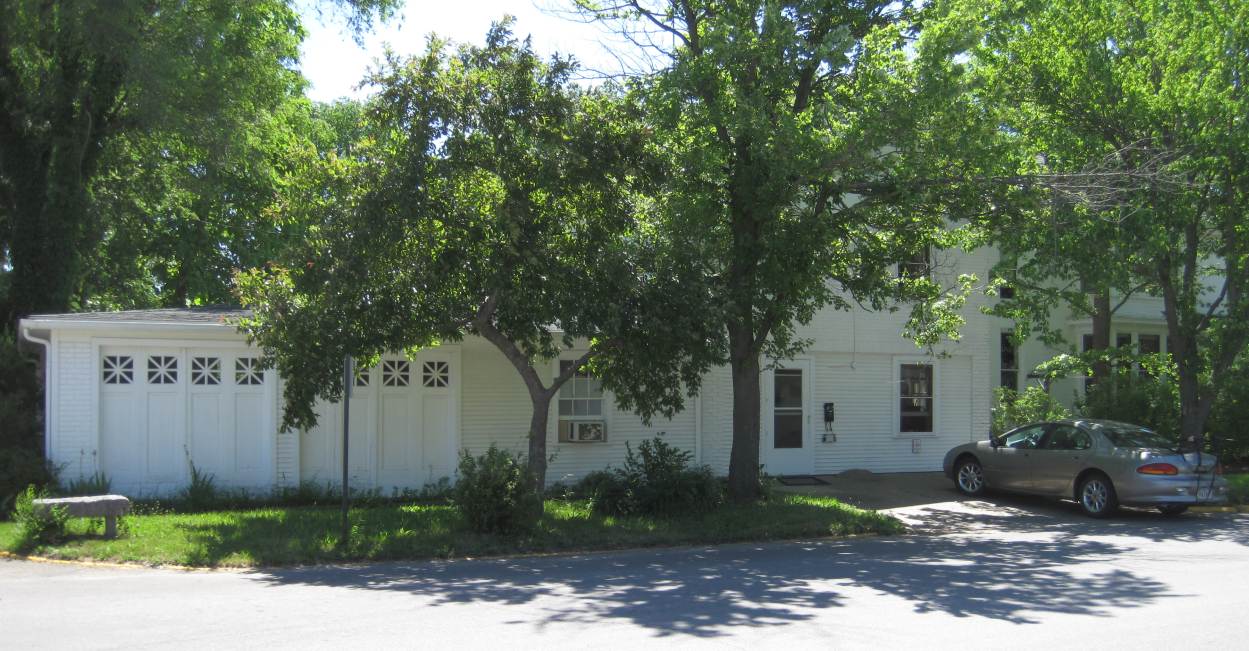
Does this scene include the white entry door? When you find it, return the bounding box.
[764,360,814,475]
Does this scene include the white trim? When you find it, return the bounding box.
[893,355,939,438]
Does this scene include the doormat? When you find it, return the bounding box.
[777,475,828,486]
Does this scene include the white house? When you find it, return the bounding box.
[18,246,1173,497]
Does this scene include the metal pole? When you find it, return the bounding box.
[341,354,353,545]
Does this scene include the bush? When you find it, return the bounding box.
[992,386,1070,436]
[61,472,111,497]
[12,485,67,547]
[453,445,541,534]
[178,462,219,512]
[0,446,56,517]
[578,437,723,517]
[1079,370,1180,437]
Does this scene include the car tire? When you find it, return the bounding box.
[1078,473,1119,518]
[955,457,986,496]
[1158,504,1188,516]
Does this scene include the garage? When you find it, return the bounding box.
[97,344,276,495]
[299,351,460,493]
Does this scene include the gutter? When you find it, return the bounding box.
[21,325,53,460]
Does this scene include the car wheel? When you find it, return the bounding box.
[1158,504,1188,516]
[1078,473,1118,518]
[955,457,986,496]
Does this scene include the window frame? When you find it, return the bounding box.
[893,357,938,437]
[999,331,1019,391]
[898,247,932,282]
[555,358,608,443]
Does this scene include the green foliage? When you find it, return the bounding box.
[991,386,1071,436]
[453,445,541,534]
[60,472,112,497]
[1079,371,1180,438]
[577,437,723,517]
[12,485,66,547]
[1208,358,1249,464]
[574,1,1002,501]
[0,447,56,517]
[942,0,1249,447]
[178,463,219,513]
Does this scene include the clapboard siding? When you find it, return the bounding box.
[458,338,699,485]
[52,336,96,480]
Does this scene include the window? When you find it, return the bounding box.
[147,355,178,384]
[191,357,221,386]
[1138,334,1160,377]
[999,284,1016,300]
[899,248,931,281]
[422,360,449,388]
[1000,332,1018,391]
[1116,333,1132,349]
[898,362,934,433]
[235,357,264,386]
[558,360,605,442]
[1002,424,1046,449]
[773,369,803,449]
[381,359,409,387]
[102,355,133,385]
[354,366,370,388]
[1082,334,1096,391]
[1042,425,1091,451]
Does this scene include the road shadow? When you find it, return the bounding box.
[893,491,1249,545]
[248,515,1194,635]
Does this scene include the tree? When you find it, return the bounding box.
[948,0,1249,450]
[573,1,992,501]
[0,0,397,323]
[237,23,710,489]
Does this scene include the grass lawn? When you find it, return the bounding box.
[0,494,902,567]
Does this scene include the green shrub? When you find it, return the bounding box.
[1080,370,1180,437]
[178,462,219,512]
[12,485,67,547]
[453,445,541,534]
[992,386,1071,435]
[581,437,723,517]
[61,472,111,497]
[0,447,56,516]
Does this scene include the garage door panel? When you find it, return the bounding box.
[234,393,266,473]
[422,394,453,481]
[146,392,181,482]
[190,392,226,473]
[100,393,143,483]
[380,394,413,471]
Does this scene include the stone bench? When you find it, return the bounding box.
[33,495,132,538]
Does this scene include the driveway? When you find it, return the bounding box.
[4,489,1248,649]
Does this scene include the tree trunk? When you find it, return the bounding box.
[726,328,762,504]
[1090,290,1113,383]
[526,391,552,491]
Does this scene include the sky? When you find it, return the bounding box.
[298,1,634,102]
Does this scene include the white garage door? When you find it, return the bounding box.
[98,346,275,495]
[300,350,458,492]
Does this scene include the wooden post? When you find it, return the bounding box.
[341,355,353,545]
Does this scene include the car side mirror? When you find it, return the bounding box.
[989,436,999,449]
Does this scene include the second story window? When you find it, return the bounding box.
[899,247,931,281]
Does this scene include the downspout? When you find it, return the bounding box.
[21,326,52,460]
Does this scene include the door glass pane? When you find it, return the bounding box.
[774,413,803,449]
[775,370,802,408]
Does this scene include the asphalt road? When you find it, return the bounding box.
[3,497,1247,650]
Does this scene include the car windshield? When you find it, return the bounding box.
[1100,425,1178,452]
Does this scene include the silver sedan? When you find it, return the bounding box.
[942,419,1230,517]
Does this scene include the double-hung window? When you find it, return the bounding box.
[898,361,935,434]
[1000,332,1018,391]
[558,360,605,442]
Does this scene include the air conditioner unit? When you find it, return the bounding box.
[562,420,606,443]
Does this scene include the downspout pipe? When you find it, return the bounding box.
[21,325,52,460]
